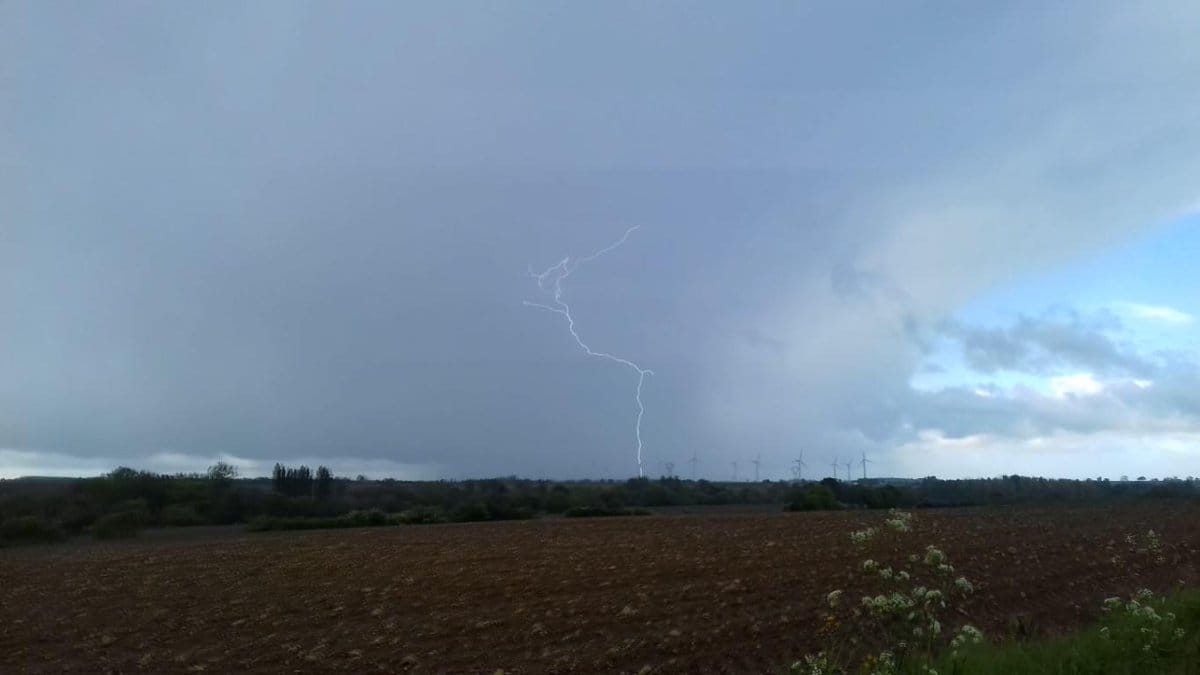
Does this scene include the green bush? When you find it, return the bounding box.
[394,506,447,525]
[475,500,536,522]
[0,515,63,546]
[785,485,841,512]
[92,510,145,539]
[114,498,151,517]
[160,504,204,527]
[343,509,388,526]
[563,506,651,518]
[248,515,341,532]
[56,502,98,532]
[450,502,493,522]
[542,491,571,513]
[247,509,395,532]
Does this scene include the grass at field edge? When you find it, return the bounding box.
[932,590,1200,675]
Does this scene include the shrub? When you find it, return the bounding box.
[0,515,63,546]
[247,516,336,532]
[543,491,571,513]
[394,506,447,525]
[785,485,841,512]
[942,589,1200,674]
[92,510,145,539]
[160,504,204,527]
[563,506,651,518]
[795,511,980,674]
[247,509,396,532]
[480,500,536,522]
[262,494,320,518]
[451,502,493,522]
[114,498,151,517]
[56,502,98,532]
[343,509,388,527]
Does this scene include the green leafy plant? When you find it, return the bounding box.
[940,589,1200,674]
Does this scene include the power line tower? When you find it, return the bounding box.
[688,449,699,480]
[664,461,675,478]
[830,456,839,481]
[751,453,761,482]
[860,451,872,480]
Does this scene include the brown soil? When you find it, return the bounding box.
[3,503,1199,674]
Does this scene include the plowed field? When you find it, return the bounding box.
[4,503,1200,673]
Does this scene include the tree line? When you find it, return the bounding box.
[2,467,1197,545]
[271,464,334,500]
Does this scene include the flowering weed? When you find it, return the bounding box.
[793,511,980,675]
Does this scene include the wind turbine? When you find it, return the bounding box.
[751,454,761,482]
[830,456,839,481]
[731,459,739,482]
[688,449,699,480]
[793,452,807,482]
[860,451,872,481]
[844,461,853,482]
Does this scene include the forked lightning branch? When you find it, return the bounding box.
[524,227,653,478]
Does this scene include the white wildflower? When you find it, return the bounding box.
[954,625,983,646]
[885,510,913,532]
[850,527,878,546]
[923,545,946,566]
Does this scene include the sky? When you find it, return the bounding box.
[3,1,1199,480]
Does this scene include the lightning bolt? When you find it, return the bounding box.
[524,226,654,478]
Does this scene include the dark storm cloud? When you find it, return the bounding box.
[3,1,1200,477]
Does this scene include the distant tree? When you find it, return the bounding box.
[292,465,313,497]
[315,466,333,501]
[271,464,315,497]
[207,462,239,481]
[108,466,139,481]
[272,463,286,494]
